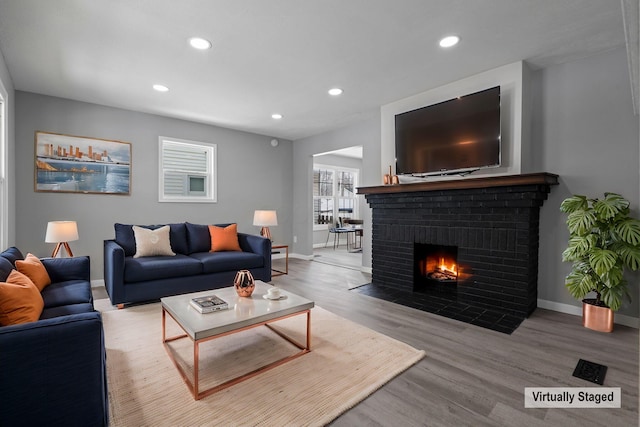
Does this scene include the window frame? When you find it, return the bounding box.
[312,164,358,231]
[0,77,7,248]
[158,136,217,203]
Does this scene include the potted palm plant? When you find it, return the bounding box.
[560,192,640,332]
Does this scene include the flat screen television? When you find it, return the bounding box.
[394,86,501,176]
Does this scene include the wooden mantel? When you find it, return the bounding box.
[357,172,559,195]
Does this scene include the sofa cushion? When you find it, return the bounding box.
[209,224,242,252]
[115,223,189,256]
[40,303,94,320]
[133,225,176,258]
[0,270,44,326]
[124,254,203,283]
[15,253,52,292]
[0,257,13,282]
[190,251,264,274]
[185,222,210,253]
[41,280,93,308]
[0,247,23,265]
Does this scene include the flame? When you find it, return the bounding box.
[438,257,457,276]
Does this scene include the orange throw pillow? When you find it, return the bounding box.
[0,270,44,326]
[208,224,242,252]
[15,253,52,292]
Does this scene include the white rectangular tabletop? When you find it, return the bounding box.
[161,281,314,341]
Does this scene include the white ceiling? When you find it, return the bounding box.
[0,0,629,140]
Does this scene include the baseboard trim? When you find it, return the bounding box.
[537,299,639,328]
[91,279,105,288]
[291,252,314,261]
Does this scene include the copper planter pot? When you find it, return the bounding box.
[582,299,614,333]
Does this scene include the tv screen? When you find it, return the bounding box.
[395,86,501,176]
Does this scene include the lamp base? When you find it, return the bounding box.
[260,227,272,241]
[51,242,74,258]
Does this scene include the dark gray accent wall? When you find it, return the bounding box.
[15,91,293,280]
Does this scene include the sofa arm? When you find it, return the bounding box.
[104,239,125,305]
[238,233,271,270]
[42,255,90,283]
[0,312,108,426]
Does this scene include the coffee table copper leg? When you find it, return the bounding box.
[194,342,199,398]
[164,308,312,400]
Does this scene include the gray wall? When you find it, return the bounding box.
[292,113,381,267]
[533,47,639,318]
[15,91,293,280]
[0,49,15,247]
[295,47,638,319]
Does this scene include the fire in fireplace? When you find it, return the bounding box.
[421,256,458,282]
[415,244,458,294]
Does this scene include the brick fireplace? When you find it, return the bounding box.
[358,173,558,329]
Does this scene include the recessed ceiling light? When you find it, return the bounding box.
[439,35,460,48]
[153,84,169,92]
[189,37,212,50]
[328,88,343,96]
[271,113,283,120]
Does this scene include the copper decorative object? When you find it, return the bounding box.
[234,270,255,297]
[582,299,614,333]
[383,165,393,185]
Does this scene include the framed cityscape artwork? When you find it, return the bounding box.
[34,131,131,195]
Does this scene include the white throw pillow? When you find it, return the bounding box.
[132,225,176,258]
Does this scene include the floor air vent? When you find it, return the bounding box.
[572,359,607,385]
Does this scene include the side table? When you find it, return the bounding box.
[271,244,289,276]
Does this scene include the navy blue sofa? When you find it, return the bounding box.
[104,222,272,307]
[0,247,108,427]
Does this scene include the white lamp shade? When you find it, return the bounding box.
[45,221,79,243]
[253,210,278,227]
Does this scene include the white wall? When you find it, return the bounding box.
[0,49,15,247]
[15,92,294,280]
[380,61,532,181]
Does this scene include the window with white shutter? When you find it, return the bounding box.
[159,137,217,203]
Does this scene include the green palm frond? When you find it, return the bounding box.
[600,284,627,311]
[567,210,597,235]
[599,266,623,289]
[560,195,588,213]
[562,235,596,262]
[589,248,618,277]
[561,192,638,312]
[565,269,597,300]
[593,193,629,220]
[615,218,640,246]
[617,243,640,270]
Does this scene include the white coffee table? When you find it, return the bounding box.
[161,281,314,400]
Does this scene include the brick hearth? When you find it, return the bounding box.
[358,173,559,321]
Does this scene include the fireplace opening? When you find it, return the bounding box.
[414,244,458,296]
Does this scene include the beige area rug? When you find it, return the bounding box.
[95,299,425,427]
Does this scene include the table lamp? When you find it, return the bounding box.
[253,210,278,240]
[45,220,79,257]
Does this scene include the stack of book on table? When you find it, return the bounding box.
[189,295,228,313]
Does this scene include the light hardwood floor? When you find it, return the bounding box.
[273,258,638,427]
[95,258,638,426]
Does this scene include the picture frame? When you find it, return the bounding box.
[34,131,131,195]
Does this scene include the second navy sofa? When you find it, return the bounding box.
[104,222,271,307]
